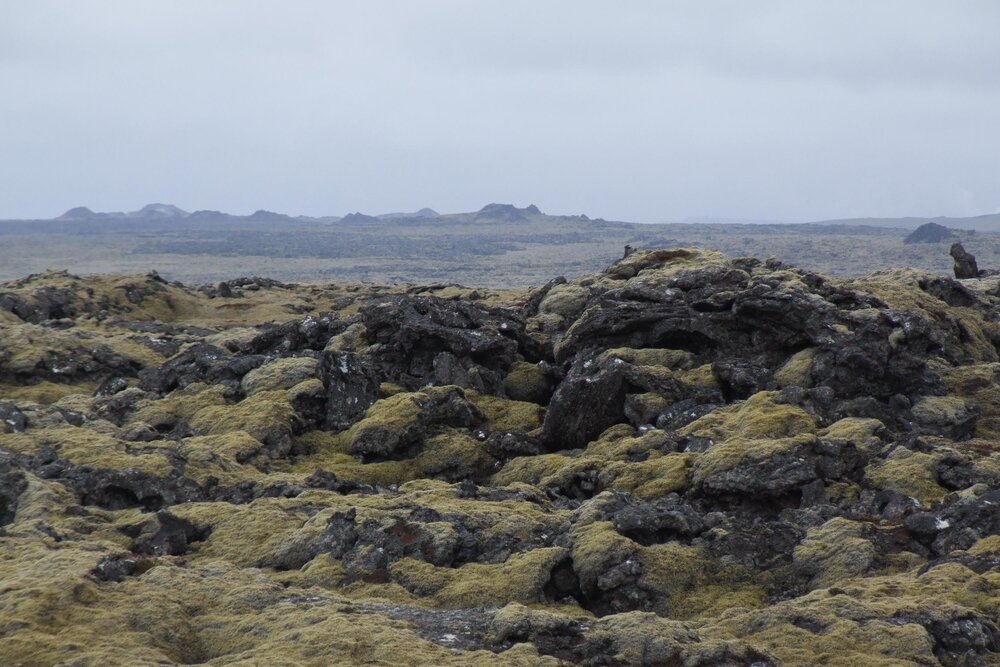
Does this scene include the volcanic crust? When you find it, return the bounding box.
[3,249,1000,665]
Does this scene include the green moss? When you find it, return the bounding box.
[599,347,694,369]
[939,363,1000,438]
[639,542,765,619]
[850,269,1000,364]
[773,347,816,388]
[910,395,972,429]
[240,357,317,395]
[347,391,427,453]
[793,518,877,589]
[468,391,545,432]
[967,535,1000,556]
[169,500,310,568]
[681,391,817,441]
[502,361,552,405]
[0,538,539,666]
[189,389,299,451]
[692,435,813,485]
[537,284,589,318]
[391,548,569,608]
[0,425,174,477]
[605,452,694,498]
[866,449,948,506]
[324,321,369,353]
[411,429,493,481]
[624,392,672,423]
[819,417,884,452]
[177,432,268,485]
[491,453,585,488]
[0,381,97,404]
[133,382,228,431]
[673,363,717,388]
[570,522,763,620]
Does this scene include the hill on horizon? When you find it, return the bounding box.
[3,202,1000,286]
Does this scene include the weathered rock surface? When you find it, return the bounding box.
[3,248,1000,665]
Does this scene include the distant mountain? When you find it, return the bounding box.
[45,202,549,225]
[904,222,954,244]
[475,203,543,222]
[133,203,188,219]
[57,206,99,220]
[811,213,1000,232]
[377,208,440,220]
[246,209,294,223]
[340,212,380,224]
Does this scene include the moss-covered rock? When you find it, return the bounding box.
[6,251,1000,664]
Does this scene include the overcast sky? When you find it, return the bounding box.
[2,1,999,221]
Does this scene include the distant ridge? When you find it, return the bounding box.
[377,208,440,220]
[811,213,1000,232]
[30,204,1000,234]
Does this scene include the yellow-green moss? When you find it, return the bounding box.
[346,391,426,451]
[605,452,694,498]
[866,449,947,506]
[773,347,817,388]
[189,389,298,447]
[0,425,173,476]
[692,434,813,486]
[324,321,369,353]
[639,542,766,619]
[910,395,971,428]
[177,432,268,485]
[681,391,817,441]
[0,381,96,404]
[537,284,589,318]
[600,347,694,369]
[241,357,318,395]
[819,417,884,452]
[793,518,877,589]
[390,547,568,608]
[468,391,545,432]
[133,382,228,431]
[939,363,1000,438]
[502,361,551,405]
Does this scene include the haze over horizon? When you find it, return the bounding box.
[2,1,999,222]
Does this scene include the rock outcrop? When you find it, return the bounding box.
[3,248,1000,665]
[905,222,953,244]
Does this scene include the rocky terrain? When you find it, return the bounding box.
[3,248,1000,665]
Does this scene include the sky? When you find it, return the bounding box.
[1,1,999,222]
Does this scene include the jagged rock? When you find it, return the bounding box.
[541,352,629,450]
[320,350,379,430]
[138,343,267,394]
[952,242,981,278]
[0,402,26,434]
[235,313,344,355]
[120,510,209,556]
[349,387,483,460]
[360,296,522,392]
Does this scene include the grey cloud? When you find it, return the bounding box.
[0,1,998,222]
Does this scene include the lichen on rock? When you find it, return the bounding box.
[4,247,1000,665]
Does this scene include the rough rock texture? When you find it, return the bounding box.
[952,242,982,279]
[905,222,954,245]
[4,250,1000,665]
